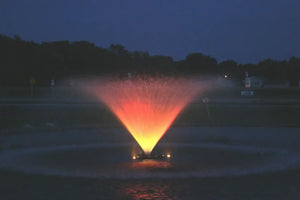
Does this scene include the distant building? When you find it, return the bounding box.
[245,76,263,88]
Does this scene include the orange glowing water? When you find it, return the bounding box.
[90,77,202,154]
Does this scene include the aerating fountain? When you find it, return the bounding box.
[89,77,203,158]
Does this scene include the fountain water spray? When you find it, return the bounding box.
[89,77,204,155]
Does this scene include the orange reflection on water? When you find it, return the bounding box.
[129,160,173,170]
[124,183,173,200]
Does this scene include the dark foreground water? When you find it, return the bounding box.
[1,169,300,200]
[0,127,300,199]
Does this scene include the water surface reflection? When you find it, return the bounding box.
[124,182,173,200]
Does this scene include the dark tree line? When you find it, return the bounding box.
[0,34,299,86]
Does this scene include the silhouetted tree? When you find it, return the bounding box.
[0,34,299,86]
[185,53,218,74]
[109,44,128,55]
[258,59,287,80]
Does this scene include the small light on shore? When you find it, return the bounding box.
[166,154,171,158]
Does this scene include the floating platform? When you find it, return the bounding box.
[132,153,171,160]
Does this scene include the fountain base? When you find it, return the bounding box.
[132,153,171,160]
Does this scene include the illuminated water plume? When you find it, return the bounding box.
[90,77,203,155]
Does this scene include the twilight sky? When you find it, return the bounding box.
[0,0,300,63]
